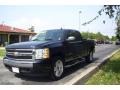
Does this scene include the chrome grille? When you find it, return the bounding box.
[6,49,33,61]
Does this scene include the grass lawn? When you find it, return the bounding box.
[0,47,5,59]
[86,51,120,85]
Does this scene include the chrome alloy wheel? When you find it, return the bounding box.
[90,52,93,61]
[54,60,63,77]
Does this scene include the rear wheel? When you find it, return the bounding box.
[50,57,64,80]
[85,51,94,63]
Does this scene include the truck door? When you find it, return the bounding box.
[70,31,85,58]
[63,30,78,62]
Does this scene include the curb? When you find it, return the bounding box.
[64,48,120,85]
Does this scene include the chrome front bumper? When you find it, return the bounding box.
[3,58,34,68]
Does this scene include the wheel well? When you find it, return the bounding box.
[53,53,65,61]
[51,53,65,67]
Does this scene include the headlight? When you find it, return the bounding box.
[42,48,49,59]
[34,48,49,59]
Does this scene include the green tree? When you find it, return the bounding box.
[116,16,120,40]
[81,32,89,39]
[116,27,120,40]
[111,36,117,41]
[104,35,110,41]
[81,31,110,41]
[103,5,120,19]
[29,26,35,32]
[96,32,104,40]
[82,5,120,40]
[103,5,120,40]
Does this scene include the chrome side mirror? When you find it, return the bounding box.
[67,36,75,41]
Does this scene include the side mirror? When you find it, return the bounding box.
[67,36,75,41]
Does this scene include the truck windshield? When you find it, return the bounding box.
[31,30,63,41]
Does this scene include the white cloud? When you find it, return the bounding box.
[8,17,75,33]
[8,17,57,32]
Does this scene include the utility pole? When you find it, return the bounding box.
[79,11,82,31]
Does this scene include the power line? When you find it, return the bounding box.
[82,7,105,26]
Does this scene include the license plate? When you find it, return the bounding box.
[12,67,19,73]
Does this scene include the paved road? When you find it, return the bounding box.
[0,44,119,85]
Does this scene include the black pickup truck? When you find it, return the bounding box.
[3,29,95,80]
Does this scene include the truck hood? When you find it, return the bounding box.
[6,41,61,49]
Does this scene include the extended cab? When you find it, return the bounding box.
[3,29,95,80]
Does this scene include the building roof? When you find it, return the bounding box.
[0,24,36,34]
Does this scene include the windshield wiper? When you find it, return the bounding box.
[32,38,40,41]
[45,38,52,41]
[32,38,52,41]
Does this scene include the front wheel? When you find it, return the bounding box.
[50,57,64,80]
[85,51,94,63]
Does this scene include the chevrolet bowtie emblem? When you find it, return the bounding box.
[14,52,19,56]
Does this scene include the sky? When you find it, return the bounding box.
[0,5,117,37]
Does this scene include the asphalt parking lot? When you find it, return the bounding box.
[0,44,119,85]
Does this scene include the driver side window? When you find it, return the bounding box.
[67,31,81,41]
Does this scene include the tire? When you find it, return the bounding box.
[50,57,64,80]
[85,51,94,63]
